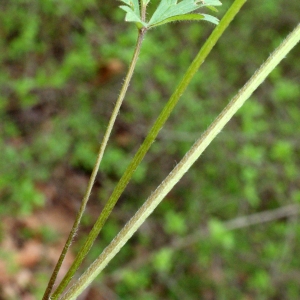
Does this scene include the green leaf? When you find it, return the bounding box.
[201,13,219,24]
[153,248,174,272]
[164,211,187,235]
[119,5,142,23]
[148,0,222,27]
[119,0,222,28]
[209,219,235,249]
[206,5,219,12]
[149,13,219,28]
[119,0,147,28]
[149,13,205,28]
[120,0,140,15]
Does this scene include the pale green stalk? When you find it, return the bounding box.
[50,1,246,297]
[43,29,146,300]
[60,23,300,300]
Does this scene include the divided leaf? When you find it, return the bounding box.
[119,0,147,28]
[151,13,219,27]
[148,0,221,28]
[120,0,140,15]
[119,0,222,29]
[206,5,219,12]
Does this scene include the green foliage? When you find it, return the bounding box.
[163,211,187,235]
[153,247,174,272]
[209,219,235,249]
[15,180,45,215]
[248,270,271,293]
[119,0,221,28]
[148,0,221,27]
[123,269,150,288]
[0,144,45,215]
[1,0,300,298]
[272,79,300,102]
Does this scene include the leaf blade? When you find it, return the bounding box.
[119,0,146,28]
[149,13,219,28]
[148,0,222,27]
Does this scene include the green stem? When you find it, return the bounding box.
[141,1,147,23]
[51,0,247,298]
[44,29,146,300]
[60,22,300,300]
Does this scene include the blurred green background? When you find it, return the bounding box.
[0,0,299,299]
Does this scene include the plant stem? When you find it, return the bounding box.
[44,29,146,300]
[52,0,248,298]
[52,0,246,297]
[59,22,300,300]
[141,1,147,23]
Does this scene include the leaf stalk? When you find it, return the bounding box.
[46,28,146,300]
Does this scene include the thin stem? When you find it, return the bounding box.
[141,2,147,23]
[60,22,300,300]
[51,0,246,298]
[44,29,146,300]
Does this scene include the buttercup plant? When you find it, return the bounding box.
[43,1,222,299]
[120,0,221,28]
[42,0,300,298]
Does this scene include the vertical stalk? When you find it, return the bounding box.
[52,0,247,299]
[43,28,146,300]
[61,22,300,300]
[140,1,148,23]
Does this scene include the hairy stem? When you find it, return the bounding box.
[44,29,146,300]
[60,22,300,300]
[51,1,244,297]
